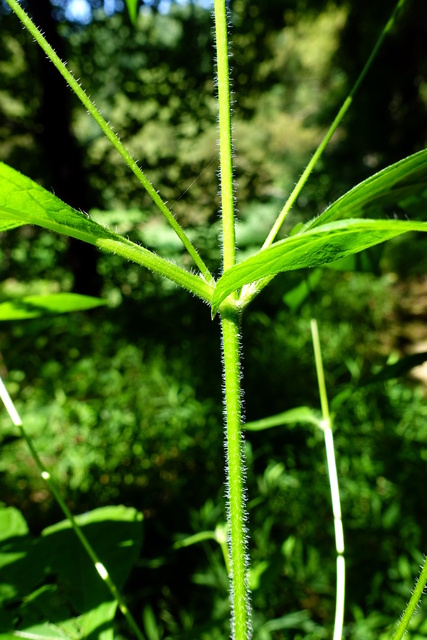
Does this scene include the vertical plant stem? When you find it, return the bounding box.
[221,309,250,640]
[214,1,250,637]
[392,556,427,640]
[0,376,145,640]
[311,319,345,640]
[214,0,236,272]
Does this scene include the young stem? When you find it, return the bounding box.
[221,308,250,640]
[392,555,427,640]
[311,319,345,640]
[0,376,145,640]
[262,0,409,249]
[4,0,212,283]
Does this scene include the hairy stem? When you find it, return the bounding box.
[221,309,250,640]
[262,0,408,249]
[4,0,212,283]
[214,0,236,272]
[0,376,145,640]
[392,556,427,640]
[214,1,250,636]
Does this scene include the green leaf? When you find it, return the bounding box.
[173,530,217,550]
[283,271,322,313]
[41,505,143,614]
[0,163,213,304]
[212,218,427,314]
[304,148,427,231]
[125,0,138,24]
[0,294,106,321]
[360,352,427,386]
[0,506,143,639]
[0,507,44,606]
[142,606,161,640]
[245,406,322,431]
[7,623,72,640]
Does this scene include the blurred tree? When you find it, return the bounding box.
[24,0,102,294]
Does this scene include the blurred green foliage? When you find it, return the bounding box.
[1,0,427,637]
[0,504,143,638]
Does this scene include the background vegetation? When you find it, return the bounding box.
[1,0,427,637]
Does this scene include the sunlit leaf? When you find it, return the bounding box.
[212,218,427,314]
[304,148,427,231]
[0,294,106,321]
[7,623,71,639]
[0,163,213,304]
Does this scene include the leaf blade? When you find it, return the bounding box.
[0,163,213,304]
[0,294,106,321]
[245,406,322,431]
[213,218,427,313]
[304,148,427,231]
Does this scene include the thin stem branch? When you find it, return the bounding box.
[392,555,427,640]
[311,319,345,640]
[0,376,145,640]
[214,0,236,273]
[262,0,408,250]
[221,309,250,640]
[4,0,212,283]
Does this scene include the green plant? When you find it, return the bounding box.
[1,0,427,638]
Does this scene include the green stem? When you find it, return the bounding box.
[0,376,145,640]
[392,556,427,640]
[221,309,250,640]
[4,0,212,284]
[214,2,250,636]
[214,0,236,273]
[311,319,345,640]
[262,0,408,249]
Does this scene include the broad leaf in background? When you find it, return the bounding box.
[0,505,143,640]
[303,148,427,231]
[212,218,427,314]
[0,293,106,321]
[0,163,213,304]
